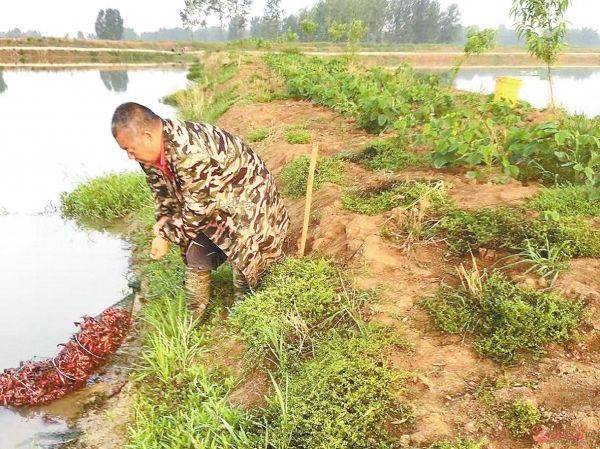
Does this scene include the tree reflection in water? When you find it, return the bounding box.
[0,71,7,94]
[99,71,129,92]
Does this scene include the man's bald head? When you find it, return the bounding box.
[112,102,163,164]
[111,102,161,138]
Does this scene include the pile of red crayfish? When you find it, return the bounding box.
[0,307,131,407]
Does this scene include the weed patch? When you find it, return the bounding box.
[279,155,344,199]
[246,127,270,143]
[434,207,600,259]
[285,125,311,144]
[428,436,487,449]
[502,399,541,437]
[341,137,428,171]
[262,327,412,449]
[529,185,600,217]
[422,270,583,363]
[343,180,453,216]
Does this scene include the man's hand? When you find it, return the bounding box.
[153,216,170,237]
[150,236,170,260]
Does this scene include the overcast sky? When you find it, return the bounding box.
[2,0,599,36]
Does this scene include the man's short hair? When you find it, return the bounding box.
[111,102,161,138]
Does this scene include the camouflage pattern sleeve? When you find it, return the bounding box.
[140,163,179,221]
[140,163,187,245]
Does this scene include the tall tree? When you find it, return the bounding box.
[180,0,211,40]
[226,0,252,39]
[511,0,570,109]
[437,3,461,43]
[262,0,283,38]
[95,9,124,40]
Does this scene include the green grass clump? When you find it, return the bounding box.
[279,155,344,199]
[429,436,487,449]
[422,271,583,363]
[263,327,411,449]
[60,172,151,222]
[285,125,311,144]
[186,60,205,82]
[503,399,541,437]
[435,207,600,259]
[529,185,600,217]
[343,180,453,216]
[229,257,355,367]
[246,127,270,143]
[342,138,428,171]
[128,292,260,449]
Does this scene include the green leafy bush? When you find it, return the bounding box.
[503,399,541,437]
[422,271,583,362]
[279,155,344,198]
[343,180,453,216]
[507,115,600,186]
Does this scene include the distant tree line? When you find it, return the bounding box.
[3,0,600,47]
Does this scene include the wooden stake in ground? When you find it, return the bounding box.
[299,144,319,257]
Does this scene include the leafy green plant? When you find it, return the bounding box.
[502,399,541,437]
[451,27,497,84]
[228,257,364,367]
[285,125,311,144]
[434,206,600,259]
[422,271,583,362]
[511,0,571,109]
[279,155,344,198]
[507,115,600,186]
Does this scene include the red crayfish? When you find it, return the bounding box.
[0,308,131,407]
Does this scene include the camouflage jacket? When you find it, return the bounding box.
[141,118,290,287]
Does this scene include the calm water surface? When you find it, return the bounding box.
[455,67,600,117]
[0,68,188,449]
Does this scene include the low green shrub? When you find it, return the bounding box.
[503,399,541,437]
[435,207,600,258]
[228,257,355,367]
[285,125,311,144]
[279,155,344,199]
[422,271,583,362]
[529,185,600,217]
[343,180,453,216]
[341,137,428,171]
[246,127,270,143]
[60,171,151,221]
[262,327,411,449]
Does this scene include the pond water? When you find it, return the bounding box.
[0,68,188,449]
[454,67,600,117]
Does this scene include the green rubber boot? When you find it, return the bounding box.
[185,267,212,321]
